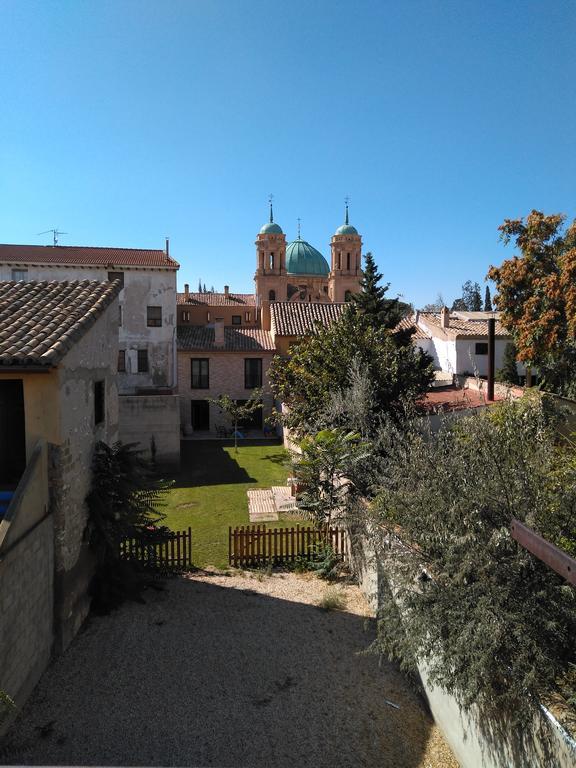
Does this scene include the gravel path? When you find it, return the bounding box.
[1,570,458,767]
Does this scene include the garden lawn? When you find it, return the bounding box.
[162,440,302,569]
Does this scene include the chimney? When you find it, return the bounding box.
[440,306,450,329]
[184,283,189,298]
[224,285,229,297]
[214,318,225,348]
[261,299,271,332]
[165,237,170,257]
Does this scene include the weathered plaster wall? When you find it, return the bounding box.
[118,394,180,470]
[0,264,177,393]
[51,299,119,650]
[177,351,275,433]
[178,305,257,326]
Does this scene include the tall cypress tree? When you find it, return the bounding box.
[350,252,404,332]
[484,285,492,311]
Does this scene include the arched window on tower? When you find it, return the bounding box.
[268,289,276,301]
[337,252,341,270]
[346,253,351,270]
[269,253,275,269]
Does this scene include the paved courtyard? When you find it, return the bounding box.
[0,572,457,767]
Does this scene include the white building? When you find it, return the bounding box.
[0,243,181,468]
[409,309,525,380]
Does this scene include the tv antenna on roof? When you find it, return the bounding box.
[37,228,68,246]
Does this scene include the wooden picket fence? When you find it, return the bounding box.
[228,524,347,568]
[119,527,193,572]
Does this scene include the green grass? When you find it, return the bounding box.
[161,440,303,569]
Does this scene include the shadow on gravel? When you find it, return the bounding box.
[1,577,441,768]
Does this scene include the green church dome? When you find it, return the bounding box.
[260,221,283,234]
[335,224,358,235]
[286,238,330,276]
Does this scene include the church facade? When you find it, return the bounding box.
[254,202,363,305]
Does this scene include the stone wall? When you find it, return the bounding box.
[0,517,54,732]
[118,394,180,470]
[51,300,119,651]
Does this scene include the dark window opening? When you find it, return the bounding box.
[475,343,488,355]
[191,358,209,388]
[232,315,242,325]
[118,350,126,372]
[0,380,26,487]
[269,253,275,269]
[346,253,351,270]
[118,305,122,326]
[345,290,353,301]
[147,306,162,327]
[323,286,328,293]
[268,289,276,301]
[191,399,210,430]
[245,358,262,389]
[108,271,124,289]
[137,349,149,373]
[94,380,105,426]
[11,268,27,282]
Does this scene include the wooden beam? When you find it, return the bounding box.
[511,519,576,586]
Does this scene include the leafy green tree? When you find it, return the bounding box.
[209,389,263,451]
[294,428,369,529]
[484,285,492,311]
[367,398,576,729]
[350,252,404,332]
[268,306,433,439]
[496,342,519,385]
[488,210,576,395]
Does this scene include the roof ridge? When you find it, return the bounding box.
[0,243,165,253]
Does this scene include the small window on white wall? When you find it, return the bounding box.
[11,269,27,282]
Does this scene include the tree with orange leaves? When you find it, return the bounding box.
[488,210,576,396]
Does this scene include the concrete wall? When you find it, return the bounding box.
[0,263,177,393]
[177,351,275,434]
[0,442,53,734]
[119,394,180,470]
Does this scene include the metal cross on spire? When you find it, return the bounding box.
[344,195,350,225]
[268,193,274,223]
[297,217,301,239]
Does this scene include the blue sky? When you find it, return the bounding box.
[1,0,574,307]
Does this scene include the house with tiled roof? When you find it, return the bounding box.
[177,320,276,434]
[0,280,121,715]
[177,285,257,327]
[0,241,181,467]
[414,308,525,379]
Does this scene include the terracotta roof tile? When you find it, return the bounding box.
[0,244,179,269]
[270,302,346,336]
[0,280,121,368]
[419,312,510,337]
[177,291,255,306]
[394,315,431,340]
[177,326,275,352]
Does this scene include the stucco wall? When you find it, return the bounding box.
[118,394,180,470]
[177,351,275,433]
[0,264,177,393]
